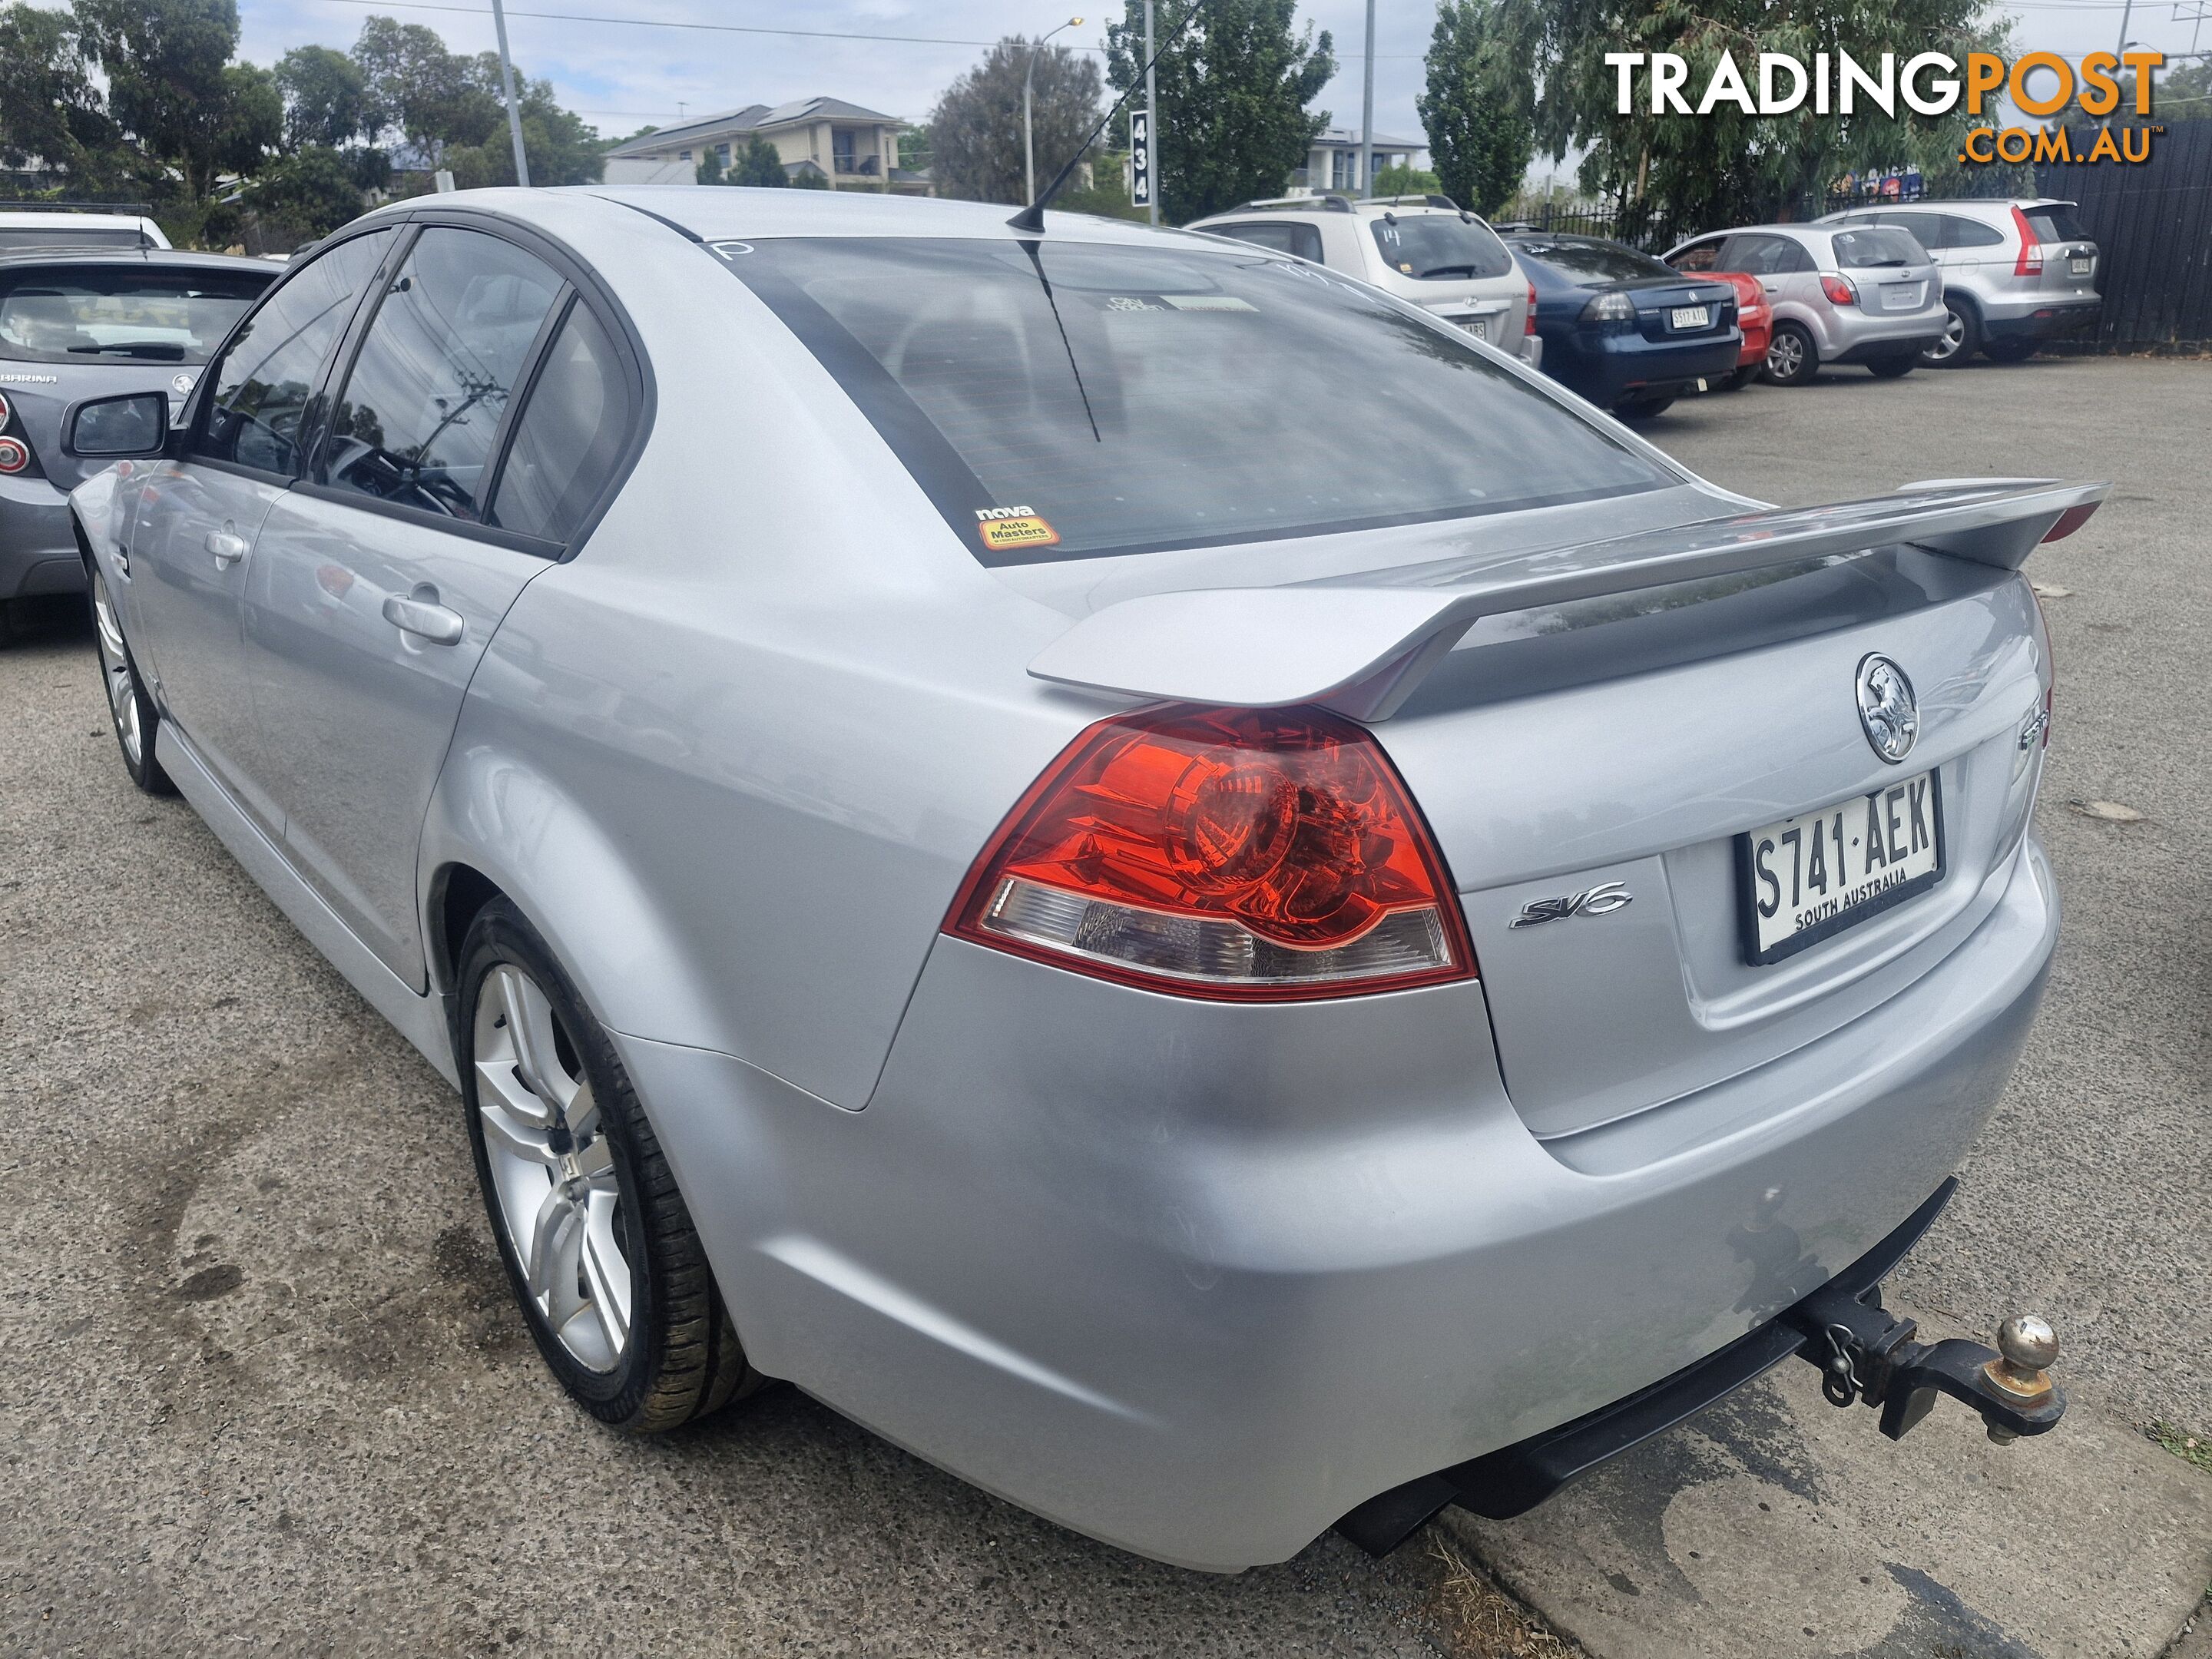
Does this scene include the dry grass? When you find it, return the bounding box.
[1422,1532,1578,1657]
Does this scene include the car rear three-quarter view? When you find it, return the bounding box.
[67,188,2096,1575]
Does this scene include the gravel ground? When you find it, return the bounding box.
[1,353,2204,1657]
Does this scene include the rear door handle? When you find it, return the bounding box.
[204,529,248,566]
[381,593,465,645]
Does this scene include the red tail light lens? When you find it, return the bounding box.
[1525,281,1538,335]
[0,391,12,428]
[1820,274,1858,307]
[0,436,28,475]
[948,706,1475,1000]
[2010,206,2043,276]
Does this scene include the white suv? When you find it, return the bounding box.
[1186,194,1542,367]
[1816,198,2099,366]
[0,210,170,255]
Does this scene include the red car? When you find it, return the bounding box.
[1714,270,1771,388]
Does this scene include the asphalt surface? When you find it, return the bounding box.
[2,353,2206,1657]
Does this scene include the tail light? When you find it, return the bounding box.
[1820,274,1859,306]
[0,392,11,428]
[1525,280,1538,335]
[2011,206,2043,276]
[0,436,27,475]
[946,705,1475,1000]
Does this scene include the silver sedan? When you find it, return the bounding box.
[65,187,2099,1571]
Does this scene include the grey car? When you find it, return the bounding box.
[0,249,272,636]
[1665,223,1946,386]
[1818,198,2101,366]
[66,188,2099,1571]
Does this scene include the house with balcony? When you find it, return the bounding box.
[603,98,929,192]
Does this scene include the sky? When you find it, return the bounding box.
[233,0,2211,167]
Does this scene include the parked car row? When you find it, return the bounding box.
[1189,192,2101,420]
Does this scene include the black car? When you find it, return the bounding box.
[1507,233,1741,418]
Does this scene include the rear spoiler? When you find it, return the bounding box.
[1028,478,2106,722]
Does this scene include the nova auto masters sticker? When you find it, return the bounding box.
[975,505,1060,552]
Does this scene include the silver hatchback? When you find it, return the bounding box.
[1818,199,2101,366]
[1665,223,1946,386]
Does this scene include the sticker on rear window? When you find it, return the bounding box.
[976,505,1061,551]
[1161,294,1257,313]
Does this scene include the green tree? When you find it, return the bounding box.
[243,144,366,237]
[215,61,283,177]
[1418,0,1532,216]
[2159,58,2212,121]
[351,15,498,163]
[0,5,124,189]
[1494,0,2012,233]
[440,68,604,187]
[929,36,1104,205]
[790,166,831,189]
[730,134,789,187]
[694,141,725,184]
[1104,0,1336,224]
[276,45,372,150]
[1371,161,1443,197]
[75,0,251,197]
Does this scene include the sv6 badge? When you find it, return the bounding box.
[1509,881,1633,929]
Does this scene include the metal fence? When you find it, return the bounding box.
[2036,121,2212,352]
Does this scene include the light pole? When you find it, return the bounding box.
[490,0,530,187]
[1025,16,1085,206]
[1143,0,1158,224]
[1358,0,1375,197]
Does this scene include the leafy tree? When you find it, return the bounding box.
[730,134,789,187]
[1057,153,1147,220]
[243,144,366,237]
[0,5,122,187]
[2158,58,2212,121]
[1104,0,1336,224]
[694,142,725,184]
[75,0,254,197]
[1372,161,1443,197]
[897,121,934,175]
[929,36,1104,206]
[215,62,284,177]
[276,45,372,150]
[1418,0,1532,216]
[440,68,604,187]
[790,166,831,189]
[351,15,498,163]
[1492,0,2012,234]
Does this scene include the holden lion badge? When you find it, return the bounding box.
[1856,654,1919,763]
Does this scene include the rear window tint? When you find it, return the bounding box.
[1945,215,2005,248]
[0,264,270,364]
[720,237,1667,564]
[1368,214,1514,280]
[1207,221,1323,263]
[2027,206,2089,243]
[1512,238,1674,283]
[0,227,150,253]
[1830,227,1924,268]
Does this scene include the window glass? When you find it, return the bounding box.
[2026,205,2089,243]
[1209,222,1323,263]
[1510,237,1674,283]
[1878,212,1949,250]
[1946,215,2005,248]
[0,265,270,365]
[0,226,149,252]
[1667,239,1723,273]
[1830,227,1923,269]
[197,229,394,475]
[317,227,563,522]
[487,300,634,543]
[1368,214,1514,280]
[1717,234,1796,276]
[724,238,1669,563]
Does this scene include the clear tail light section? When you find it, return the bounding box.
[1525,280,1538,335]
[947,706,1475,1000]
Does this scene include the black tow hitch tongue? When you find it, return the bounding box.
[1784,1284,2065,1444]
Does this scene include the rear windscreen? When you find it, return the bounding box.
[2026,206,2088,243]
[0,227,150,252]
[1830,227,1925,269]
[1368,214,1515,280]
[1511,238,1674,283]
[720,237,1670,563]
[0,266,270,363]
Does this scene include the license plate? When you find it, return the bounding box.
[1737,771,1944,963]
[1670,305,1710,329]
[2070,255,2093,275]
[1881,283,1923,310]
[1459,316,1494,342]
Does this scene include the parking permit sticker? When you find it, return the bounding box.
[1161,294,1257,312]
[976,505,1061,551]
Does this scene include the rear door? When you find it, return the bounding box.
[2022,202,2099,299]
[124,230,395,820]
[237,222,636,989]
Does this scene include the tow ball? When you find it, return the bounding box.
[1784,1283,2065,1445]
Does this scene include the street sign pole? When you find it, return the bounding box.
[1143,0,1159,224]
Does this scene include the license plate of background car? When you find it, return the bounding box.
[1881,283,1925,310]
[1670,305,1709,329]
[1459,316,1494,342]
[2071,256,2093,275]
[1737,770,1943,963]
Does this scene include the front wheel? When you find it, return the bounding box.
[1763,322,1818,386]
[458,899,762,1431]
[89,566,174,795]
[1866,354,1917,379]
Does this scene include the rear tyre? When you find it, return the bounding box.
[89,567,174,796]
[1613,396,1675,419]
[1982,337,2038,363]
[458,898,763,1432]
[1762,323,1818,386]
[1922,296,1980,366]
[1866,354,1917,379]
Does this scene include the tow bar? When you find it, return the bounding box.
[1784,1284,2065,1445]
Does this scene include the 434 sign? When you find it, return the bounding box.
[1129,108,1153,208]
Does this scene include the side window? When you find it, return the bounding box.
[1947,215,2005,248]
[1883,212,1947,251]
[1214,223,1297,255]
[1668,239,1722,273]
[317,227,564,522]
[1286,223,1323,263]
[1715,234,1786,275]
[485,300,636,545]
[197,229,394,475]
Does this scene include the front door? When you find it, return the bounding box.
[237,225,569,988]
[127,228,396,821]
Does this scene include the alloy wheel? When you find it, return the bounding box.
[474,963,633,1372]
[1767,331,1806,379]
[90,570,142,768]
[1926,310,1966,363]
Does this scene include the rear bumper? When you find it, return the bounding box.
[1830,332,1944,365]
[616,836,2058,1571]
[1540,326,1741,405]
[1984,299,2101,341]
[0,475,82,601]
